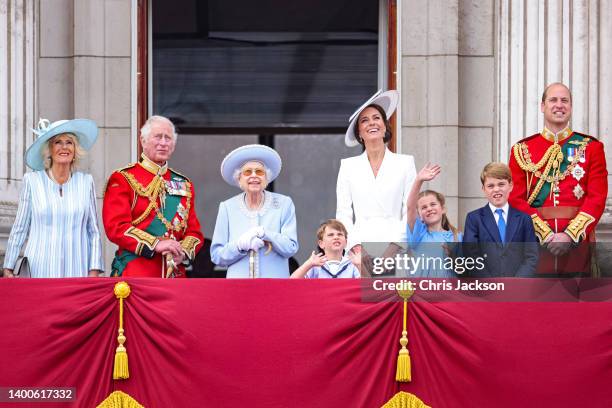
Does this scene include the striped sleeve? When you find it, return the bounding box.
[85,175,105,271]
[3,174,33,269]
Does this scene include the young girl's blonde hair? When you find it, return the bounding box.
[417,189,459,241]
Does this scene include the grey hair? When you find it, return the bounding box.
[41,133,85,171]
[233,162,272,189]
[140,115,177,143]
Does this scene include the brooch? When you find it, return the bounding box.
[571,164,585,181]
[573,184,585,200]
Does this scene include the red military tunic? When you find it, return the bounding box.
[103,154,204,277]
[508,127,607,275]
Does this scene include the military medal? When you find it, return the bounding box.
[166,179,188,196]
[177,202,188,220]
[573,184,585,200]
[571,164,585,181]
[566,147,575,162]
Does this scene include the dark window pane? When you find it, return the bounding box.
[152,0,379,130]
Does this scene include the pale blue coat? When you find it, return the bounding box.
[3,171,104,277]
[210,191,298,278]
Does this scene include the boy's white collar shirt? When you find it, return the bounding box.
[488,202,509,223]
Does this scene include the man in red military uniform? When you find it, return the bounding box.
[103,115,204,277]
[508,83,608,275]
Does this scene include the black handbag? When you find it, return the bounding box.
[13,256,30,278]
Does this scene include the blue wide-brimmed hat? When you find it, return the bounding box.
[220,144,282,187]
[25,118,99,170]
[344,89,399,147]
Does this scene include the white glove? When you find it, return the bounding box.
[237,227,264,252]
[237,231,254,252]
[250,237,265,251]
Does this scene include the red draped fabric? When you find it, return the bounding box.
[1,279,611,407]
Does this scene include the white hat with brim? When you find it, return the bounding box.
[344,89,399,147]
[25,118,99,171]
[220,144,282,187]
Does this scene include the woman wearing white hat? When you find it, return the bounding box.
[210,144,298,278]
[2,118,104,278]
[336,90,417,265]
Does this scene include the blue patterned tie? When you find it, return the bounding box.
[495,209,506,243]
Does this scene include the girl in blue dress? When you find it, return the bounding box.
[406,164,462,278]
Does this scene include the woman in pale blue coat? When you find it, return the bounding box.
[2,118,104,278]
[211,144,298,278]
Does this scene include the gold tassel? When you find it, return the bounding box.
[96,390,144,408]
[113,282,131,380]
[396,288,414,382]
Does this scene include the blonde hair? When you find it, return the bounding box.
[416,190,459,241]
[41,133,85,171]
[480,162,512,185]
[315,219,348,253]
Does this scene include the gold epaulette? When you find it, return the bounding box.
[103,163,137,195]
[530,214,553,244]
[114,162,137,173]
[565,212,595,243]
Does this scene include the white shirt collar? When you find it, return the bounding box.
[488,202,509,219]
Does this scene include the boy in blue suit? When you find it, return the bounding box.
[463,163,538,277]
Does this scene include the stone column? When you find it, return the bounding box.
[0,0,37,263]
[2,0,134,269]
[401,0,460,225]
[70,0,134,270]
[457,0,496,224]
[400,0,497,228]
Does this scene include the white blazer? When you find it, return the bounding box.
[336,148,416,248]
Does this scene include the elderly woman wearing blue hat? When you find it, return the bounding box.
[336,90,417,265]
[2,118,104,278]
[210,144,299,278]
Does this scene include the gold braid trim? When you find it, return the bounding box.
[121,170,165,198]
[513,142,558,173]
[120,171,165,225]
[125,226,159,254]
[120,171,193,233]
[513,137,590,205]
[381,392,430,408]
[531,214,554,244]
[181,236,201,260]
[565,211,595,243]
[513,143,562,205]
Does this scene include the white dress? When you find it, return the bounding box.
[336,148,416,248]
[3,171,104,277]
